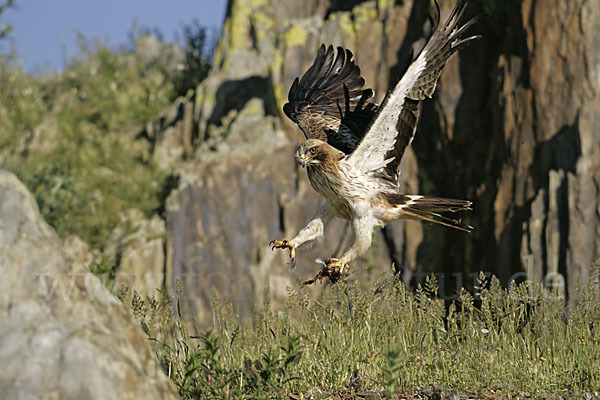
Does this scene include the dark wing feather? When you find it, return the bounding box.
[407,0,484,100]
[283,44,378,154]
[348,0,485,178]
[384,0,485,177]
[384,98,420,177]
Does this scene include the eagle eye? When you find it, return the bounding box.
[309,148,317,154]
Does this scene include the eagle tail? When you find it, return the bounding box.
[389,194,473,232]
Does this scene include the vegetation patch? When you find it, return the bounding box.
[122,269,600,399]
[1,25,211,248]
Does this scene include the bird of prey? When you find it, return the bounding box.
[271,0,483,283]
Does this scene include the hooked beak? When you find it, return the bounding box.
[295,151,307,168]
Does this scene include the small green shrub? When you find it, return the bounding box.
[0,0,15,41]
[173,20,213,98]
[89,254,118,292]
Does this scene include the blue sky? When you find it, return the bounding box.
[1,0,228,73]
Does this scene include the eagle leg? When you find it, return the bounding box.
[269,239,296,266]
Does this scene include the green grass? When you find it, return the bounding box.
[122,266,600,399]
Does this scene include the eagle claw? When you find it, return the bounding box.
[269,239,296,265]
[303,258,350,285]
[325,258,350,274]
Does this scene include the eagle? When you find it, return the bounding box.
[271,0,484,284]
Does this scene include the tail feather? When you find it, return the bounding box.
[388,194,473,232]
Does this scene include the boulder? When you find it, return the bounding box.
[104,209,167,299]
[63,234,101,269]
[0,171,178,399]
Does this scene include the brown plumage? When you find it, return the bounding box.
[283,45,378,154]
[271,0,484,282]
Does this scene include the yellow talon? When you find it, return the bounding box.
[269,239,296,264]
[325,257,350,274]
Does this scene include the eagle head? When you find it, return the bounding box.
[295,139,342,168]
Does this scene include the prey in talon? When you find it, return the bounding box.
[272,1,483,284]
[303,258,351,286]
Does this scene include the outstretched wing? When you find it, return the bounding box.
[347,0,484,176]
[283,44,378,154]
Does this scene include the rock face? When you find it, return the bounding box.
[105,209,167,300]
[415,0,600,300]
[0,171,178,399]
[148,0,599,322]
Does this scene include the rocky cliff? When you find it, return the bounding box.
[138,0,599,322]
[0,171,178,399]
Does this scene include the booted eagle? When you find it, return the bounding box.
[271,0,483,283]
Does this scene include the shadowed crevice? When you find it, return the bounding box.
[387,0,429,88]
[207,76,278,128]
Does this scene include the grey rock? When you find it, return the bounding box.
[0,171,178,400]
[24,117,61,155]
[150,92,195,170]
[105,209,167,299]
[153,124,186,170]
[63,234,100,269]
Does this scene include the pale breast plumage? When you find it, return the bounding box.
[307,166,355,219]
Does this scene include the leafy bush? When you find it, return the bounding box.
[0,0,14,41]
[173,20,213,98]
[1,34,178,247]
[0,60,49,151]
